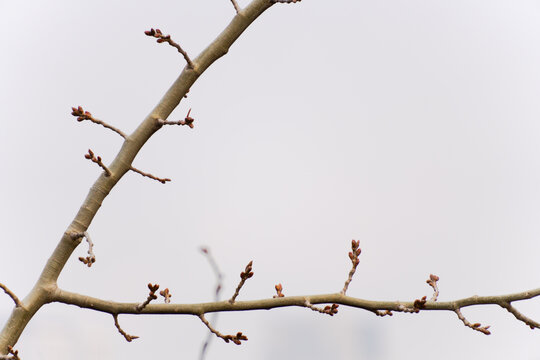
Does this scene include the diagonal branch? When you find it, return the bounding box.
[71,106,127,138]
[0,0,288,352]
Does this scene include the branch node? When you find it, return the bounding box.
[130,166,171,184]
[0,283,22,308]
[198,314,247,345]
[341,239,361,295]
[229,261,254,304]
[71,106,127,138]
[84,149,112,177]
[144,28,194,68]
[113,314,139,342]
[273,283,285,298]
[136,283,160,312]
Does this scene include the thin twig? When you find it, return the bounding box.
[130,166,171,184]
[304,299,339,316]
[144,28,194,68]
[84,149,111,177]
[271,0,301,3]
[156,108,195,128]
[341,240,361,295]
[78,231,96,267]
[500,301,540,329]
[426,274,440,302]
[136,283,160,312]
[229,0,241,13]
[71,106,127,138]
[229,261,253,304]
[454,308,491,335]
[198,314,247,345]
[113,314,139,342]
[0,284,22,308]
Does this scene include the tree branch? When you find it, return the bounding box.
[52,286,540,334]
[0,0,276,352]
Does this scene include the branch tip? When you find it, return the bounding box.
[156,108,195,128]
[455,308,491,335]
[341,239,361,295]
[136,283,160,312]
[144,28,194,68]
[130,166,171,184]
[199,314,247,345]
[70,106,126,138]
[113,314,139,342]
[78,231,96,267]
[84,149,112,177]
[273,283,285,298]
[229,261,254,304]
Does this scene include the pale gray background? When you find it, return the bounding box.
[1,0,540,359]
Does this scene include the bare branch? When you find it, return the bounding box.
[156,109,195,128]
[113,314,139,342]
[129,166,171,184]
[271,0,301,3]
[229,261,254,304]
[84,149,111,177]
[341,240,361,295]
[0,284,22,309]
[0,0,277,350]
[198,314,247,345]
[78,231,96,267]
[53,284,540,335]
[71,106,127,138]
[144,28,194,68]
[136,283,160,312]
[229,0,241,13]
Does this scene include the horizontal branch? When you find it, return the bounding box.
[53,286,540,318]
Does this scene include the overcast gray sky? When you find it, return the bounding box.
[2,0,540,359]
